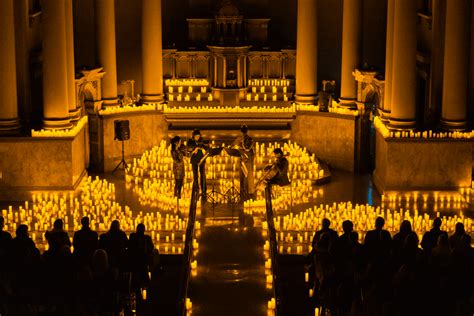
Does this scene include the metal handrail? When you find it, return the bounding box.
[177,184,199,316]
[265,186,283,316]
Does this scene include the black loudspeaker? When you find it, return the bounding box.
[114,120,130,141]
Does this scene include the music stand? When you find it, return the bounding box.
[113,139,129,174]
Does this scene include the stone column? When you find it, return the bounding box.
[295,0,318,104]
[237,56,241,87]
[441,0,470,129]
[42,0,72,129]
[65,0,80,120]
[382,0,395,120]
[223,57,227,88]
[340,0,363,109]
[95,0,118,107]
[0,0,20,132]
[389,0,417,129]
[213,56,218,87]
[243,56,247,87]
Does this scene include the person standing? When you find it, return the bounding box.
[232,125,255,200]
[187,129,208,202]
[171,136,186,199]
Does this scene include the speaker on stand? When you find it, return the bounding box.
[113,120,130,174]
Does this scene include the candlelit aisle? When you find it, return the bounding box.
[186,203,270,316]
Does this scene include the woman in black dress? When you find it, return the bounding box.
[170,136,186,198]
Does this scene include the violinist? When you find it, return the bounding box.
[170,136,186,199]
[232,125,255,200]
[187,129,209,201]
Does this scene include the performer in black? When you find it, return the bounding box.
[232,125,255,200]
[170,136,186,199]
[187,129,208,201]
[257,147,290,188]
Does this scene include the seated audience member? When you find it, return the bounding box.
[0,216,12,258]
[364,216,392,261]
[421,217,448,254]
[45,219,71,254]
[99,220,128,269]
[73,216,99,265]
[311,218,338,250]
[449,222,472,250]
[393,220,419,260]
[128,223,155,287]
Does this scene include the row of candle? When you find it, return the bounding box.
[163,104,296,113]
[165,78,209,86]
[98,103,162,115]
[374,116,474,139]
[168,86,207,93]
[251,86,290,94]
[245,93,290,102]
[31,116,88,137]
[168,93,212,102]
[1,176,196,254]
[248,78,291,87]
[294,103,359,117]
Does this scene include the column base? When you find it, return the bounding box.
[440,118,467,131]
[388,117,416,130]
[69,108,82,122]
[339,97,357,109]
[0,118,20,132]
[378,108,391,123]
[141,93,164,103]
[294,93,318,104]
[101,98,119,107]
[43,117,73,130]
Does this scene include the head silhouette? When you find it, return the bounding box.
[433,217,442,229]
[192,129,201,141]
[322,218,331,229]
[136,223,145,235]
[455,222,465,234]
[342,220,353,233]
[16,224,28,238]
[273,148,283,158]
[0,216,4,230]
[81,216,90,228]
[110,220,120,232]
[400,220,412,234]
[53,219,63,230]
[171,136,181,149]
[375,217,385,230]
[240,125,248,134]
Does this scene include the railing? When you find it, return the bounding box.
[265,186,283,316]
[177,184,199,315]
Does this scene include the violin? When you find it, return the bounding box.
[255,164,279,189]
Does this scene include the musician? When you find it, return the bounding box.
[187,129,208,201]
[267,148,290,187]
[232,125,255,200]
[170,136,186,199]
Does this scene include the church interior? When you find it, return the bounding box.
[0,0,473,315]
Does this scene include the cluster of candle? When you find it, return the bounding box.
[381,191,468,211]
[267,202,473,254]
[98,103,162,115]
[245,93,289,102]
[374,116,474,139]
[165,78,209,86]
[31,116,88,137]
[250,86,289,94]
[164,105,295,114]
[168,93,212,102]
[1,176,196,255]
[248,79,291,86]
[167,86,208,94]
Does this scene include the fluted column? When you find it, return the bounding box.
[42,0,72,129]
[382,0,395,120]
[0,0,20,132]
[142,0,164,103]
[441,0,470,130]
[340,0,363,109]
[65,0,80,120]
[295,0,318,104]
[95,0,118,107]
[389,0,417,129]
